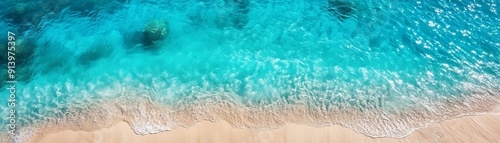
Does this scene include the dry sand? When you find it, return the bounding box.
[37,114,500,143]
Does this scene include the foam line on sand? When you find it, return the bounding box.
[37,114,500,143]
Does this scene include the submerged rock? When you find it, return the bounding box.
[0,39,34,85]
[142,20,169,46]
[229,0,250,14]
[4,2,38,25]
[327,0,356,21]
[215,0,250,30]
[0,44,6,62]
[78,41,113,66]
[0,37,37,65]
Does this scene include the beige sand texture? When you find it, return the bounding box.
[37,114,500,143]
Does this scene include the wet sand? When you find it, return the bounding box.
[37,114,500,143]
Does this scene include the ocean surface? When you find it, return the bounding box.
[0,0,499,142]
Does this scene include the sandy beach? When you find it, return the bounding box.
[37,114,500,143]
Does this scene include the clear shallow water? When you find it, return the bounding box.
[0,0,499,142]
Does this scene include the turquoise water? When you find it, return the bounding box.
[1,0,499,142]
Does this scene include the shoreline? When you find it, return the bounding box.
[37,114,500,143]
[5,94,497,143]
